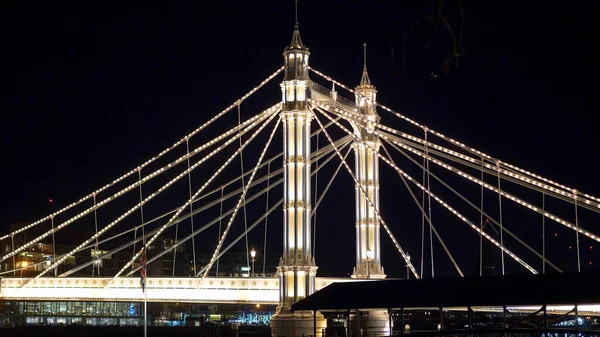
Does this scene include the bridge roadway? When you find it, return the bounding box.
[0,277,365,304]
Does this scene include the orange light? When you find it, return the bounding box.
[256,304,260,308]
[20,261,30,268]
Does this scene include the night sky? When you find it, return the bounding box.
[1,1,598,278]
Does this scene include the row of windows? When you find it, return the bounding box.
[23,316,141,326]
[4,301,141,317]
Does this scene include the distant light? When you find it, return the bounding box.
[569,246,572,250]
[49,199,53,204]
[591,246,593,250]
[256,304,260,308]
[590,261,593,265]
[555,233,558,237]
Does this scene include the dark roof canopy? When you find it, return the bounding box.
[292,272,600,311]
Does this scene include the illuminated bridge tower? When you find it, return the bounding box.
[270,13,326,337]
[351,44,386,280]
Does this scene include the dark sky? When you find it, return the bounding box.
[1,1,598,278]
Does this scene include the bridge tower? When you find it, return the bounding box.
[270,4,326,337]
[349,44,390,337]
[351,44,385,280]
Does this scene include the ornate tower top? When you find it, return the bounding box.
[355,43,377,119]
[283,0,310,82]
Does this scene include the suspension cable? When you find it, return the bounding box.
[197,144,351,278]
[1,105,279,263]
[1,67,284,243]
[381,142,464,277]
[496,161,505,275]
[62,138,342,278]
[128,138,343,279]
[542,192,546,274]
[425,130,434,278]
[91,193,100,276]
[381,137,560,272]
[311,143,353,217]
[216,187,224,277]
[110,110,281,284]
[50,216,56,277]
[238,104,250,271]
[479,158,484,277]
[196,200,284,277]
[26,109,279,284]
[308,67,600,205]
[310,106,420,278]
[262,162,270,276]
[200,116,281,280]
[306,72,600,208]
[186,138,197,278]
[575,190,581,272]
[66,172,284,279]
[374,129,600,245]
[315,105,538,274]
[420,133,426,278]
[12,141,345,279]
[384,139,562,272]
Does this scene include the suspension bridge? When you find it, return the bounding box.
[1,5,600,336]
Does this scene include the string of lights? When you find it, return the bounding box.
[308,68,600,205]
[200,116,282,281]
[108,110,281,285]
[0,67,283,243]
[1,105,279,265]
[24,108,281,286]
[381,136,563,273]
[314,105,538,274]
[309,104,420,279]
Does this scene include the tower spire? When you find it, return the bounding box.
[295,0,298,28]
[289,0,304,48]
[360,42,372,86]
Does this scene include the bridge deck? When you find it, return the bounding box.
[0,277,364,304]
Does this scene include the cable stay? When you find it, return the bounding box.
[21,108,281,287]
[313,105,536,274]
[0,67,284,244]
[237,104,251,272]
[262,162,271,276]
[307,67,600,207]
[199,116,282,281]
[10,133,349,280]
[381,136,561,272]
[380,142,464,277]
[310,105,420,279]
[1,105,280,264]
[107,111,281,286]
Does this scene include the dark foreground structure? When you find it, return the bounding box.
[292,272,600,336]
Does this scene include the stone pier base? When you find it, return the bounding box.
[350,310,390,337]
[270,309,327,337]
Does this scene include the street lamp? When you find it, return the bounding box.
[366,249,373,279]
[250,248,256,277]
[406,255,411,279]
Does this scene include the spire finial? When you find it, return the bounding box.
[288,0,304,48]
[363,42,367,68]
[295,0,299,28]
[359,42,372,86]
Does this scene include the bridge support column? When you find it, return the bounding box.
[270,17,326,337]
[351,44,385,280]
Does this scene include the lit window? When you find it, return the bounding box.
[296,85,305,101]
[286,86,294,102]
